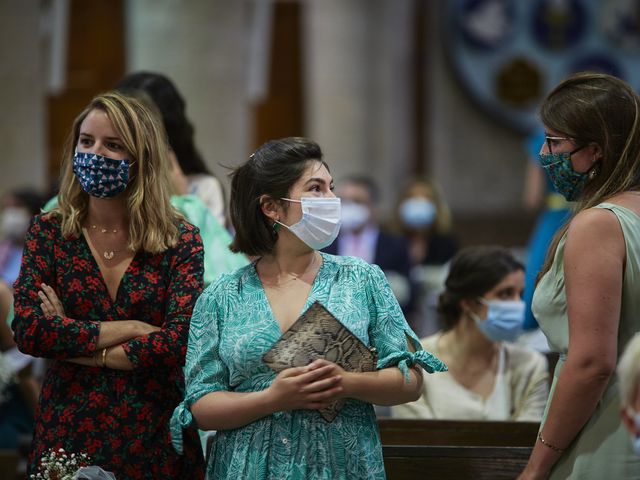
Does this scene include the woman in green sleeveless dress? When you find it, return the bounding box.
[171,137,446,479]
[518,73,640,479]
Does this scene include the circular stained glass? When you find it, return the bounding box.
[445,0,638,133]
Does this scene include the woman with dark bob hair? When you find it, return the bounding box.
[171,136,445,479]
[392,245,548,421]
[518,73,640,479]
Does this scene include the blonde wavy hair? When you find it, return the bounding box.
[54,91,181,253]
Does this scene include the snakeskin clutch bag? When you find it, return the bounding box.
[262,301,378,422]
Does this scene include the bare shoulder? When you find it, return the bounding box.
[568,207,622,240]
[566,207,625,260]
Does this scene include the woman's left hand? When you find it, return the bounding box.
[38,283,65,318]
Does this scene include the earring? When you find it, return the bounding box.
[272,222,280,234]
[588,168,598,180]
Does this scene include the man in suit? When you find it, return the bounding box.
[323,176,415,317]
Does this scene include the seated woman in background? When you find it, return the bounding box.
[395,177,457,267]
[618,332,640,455]
[394,177,458,337]
[392,245,548,421]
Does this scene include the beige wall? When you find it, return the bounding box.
[0,1,47,197]
[125,0,251,201]
[1,0,531,242]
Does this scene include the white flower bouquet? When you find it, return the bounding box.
[30,448,91,480]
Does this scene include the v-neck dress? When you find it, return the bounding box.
[533,203,640,479]
[171,253,447,479]
[12,213,206,479]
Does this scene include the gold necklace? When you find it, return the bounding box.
[86,224,124,260]
[261,253,319,287]
[90,224,119,234]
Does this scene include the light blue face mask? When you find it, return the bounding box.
[470,299,525,342]
[627,408,640,456]
[399,197,436,229]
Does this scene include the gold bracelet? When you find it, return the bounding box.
[101,348,108,368]
[538,432,564,454]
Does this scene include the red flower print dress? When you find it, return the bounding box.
[12,214,205,480]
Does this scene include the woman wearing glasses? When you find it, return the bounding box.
[518,73,640,479]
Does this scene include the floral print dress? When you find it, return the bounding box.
[171,253,446,479]
[12,214,206,480]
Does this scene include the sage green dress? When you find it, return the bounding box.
[533,203,640,479]
[171,253,446,479]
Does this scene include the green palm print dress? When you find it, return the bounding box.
[172,253,446,479]
[533,204,640,479]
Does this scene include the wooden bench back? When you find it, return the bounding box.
[383,445,531,480]
[378,419,539,447]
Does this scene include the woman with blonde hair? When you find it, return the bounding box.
[395,177,457,267]
[12,92,205,478]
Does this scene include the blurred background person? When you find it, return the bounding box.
[115,73,248,284]
[392,245,548,422]
[0,279,39,449]
[115,71,227,226]
[521,128,570,334]
[395,177,458,337]
[618,333,640,456]
[0,188,45,287]
[322,175,415,319]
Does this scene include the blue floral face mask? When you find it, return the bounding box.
[73,151,132,198]
[538,145,589,202]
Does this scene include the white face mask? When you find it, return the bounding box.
[340,201,370,232]
[0,207,32,241]
[277,197,341,250]
[399,197,436,229]
[627,408,640,456]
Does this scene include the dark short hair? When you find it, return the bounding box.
[341,175,380,203]
[437,246,524,330]
[114,71,211,176]
[229,137,326,256]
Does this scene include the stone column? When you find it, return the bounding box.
[0,1,47,195]
[126,0,251,194]
[302,0,416,215]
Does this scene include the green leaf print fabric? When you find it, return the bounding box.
[171,253,446,479]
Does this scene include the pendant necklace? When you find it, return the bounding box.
[89,224,121,260]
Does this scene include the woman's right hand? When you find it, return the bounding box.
[266,360,343,412]
[132,320,162,336]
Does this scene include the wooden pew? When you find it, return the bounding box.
[379,419,539,446]
[378,419,539,480]
[383,445,532,480]
[0,449,20,480]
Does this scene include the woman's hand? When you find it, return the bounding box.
[266,360,344,411]
[38,283,65,318]
[132,320,162,336]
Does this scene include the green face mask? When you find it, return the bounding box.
[538,145,588,201]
